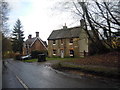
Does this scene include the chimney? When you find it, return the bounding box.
[63,23,67,29]
[36,32,39,37]
[80,19,85,28]
[28,34,32,39]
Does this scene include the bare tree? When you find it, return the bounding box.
[53,1,120,53]
[0,0,10,36]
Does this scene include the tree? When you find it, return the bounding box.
[54,1,120,53]
[2,34,13,58]
[0,0,11,59]
[0,0,10,35]
[12,19,25,54]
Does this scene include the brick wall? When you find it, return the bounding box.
[31,39,47,51]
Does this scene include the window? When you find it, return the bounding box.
[26,44,28,48]
[69,39,73,43]
[53,49,56,55]
[70,50,74,54]
[53,40,56,45]
[61,39,63,44]
[69,50,74,57]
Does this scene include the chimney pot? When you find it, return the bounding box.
[63,23,67,29]
[28,34,32,39]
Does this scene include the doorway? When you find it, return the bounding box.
[60,50,64,58]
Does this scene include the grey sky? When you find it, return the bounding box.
[7,0,81,41]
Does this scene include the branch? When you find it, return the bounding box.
[103,2,120,26]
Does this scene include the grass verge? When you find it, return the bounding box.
[52,62,119,79]
[23,59,37,62]
[23,57,79,62]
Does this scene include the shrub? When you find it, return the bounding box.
[89,41,110,55]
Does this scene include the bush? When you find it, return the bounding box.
[3,51,15,59]
[89,41,110,55]
[31,50,48,59]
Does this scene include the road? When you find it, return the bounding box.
[2,59,120,88]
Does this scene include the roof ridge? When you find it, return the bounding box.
[53,26,81,31]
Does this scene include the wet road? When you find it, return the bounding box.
[2,59,119,88]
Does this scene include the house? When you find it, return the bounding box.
[23,32,47,55]
[47,22,91,58]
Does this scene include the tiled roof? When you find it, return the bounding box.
[25,37,47,47]
[48,26,82,40]
[25,37,36,45]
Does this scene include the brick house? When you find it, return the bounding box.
[23,32,47,55]
[47,23,91,58]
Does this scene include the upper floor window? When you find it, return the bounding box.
[53,49,56,55]
[69,39,73,43]
[61,39,63,44]
[26,44,28,48]
[53,40,56,45]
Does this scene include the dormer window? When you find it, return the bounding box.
[53,40,56,45]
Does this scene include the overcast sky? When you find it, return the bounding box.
[7,0,81,41]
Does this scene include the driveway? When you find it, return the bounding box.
[2,59,120,88]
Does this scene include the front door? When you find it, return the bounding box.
[61,50,64,58]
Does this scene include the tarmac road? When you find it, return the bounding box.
[2,59,120,88]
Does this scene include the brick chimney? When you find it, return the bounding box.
[36,32,39,37]
[28,34,32,39]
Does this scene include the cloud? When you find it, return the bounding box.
[7,0,79,41]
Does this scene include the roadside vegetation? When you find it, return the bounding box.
[23,59,38,62]
[22,57,79,62]
[51,51,119,79]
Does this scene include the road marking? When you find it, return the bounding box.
[16,75,29,90]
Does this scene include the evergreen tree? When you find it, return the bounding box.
[12,19,24,54]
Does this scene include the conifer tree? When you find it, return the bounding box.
[12,19,24,54]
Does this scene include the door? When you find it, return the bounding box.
[61,50,64,58]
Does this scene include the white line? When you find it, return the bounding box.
[16,75,29,90]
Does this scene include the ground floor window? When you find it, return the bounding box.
[53,49,56,55]
[69,50,74,57]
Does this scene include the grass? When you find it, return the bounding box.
[23,59,37,62]
[46,57,79,61]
